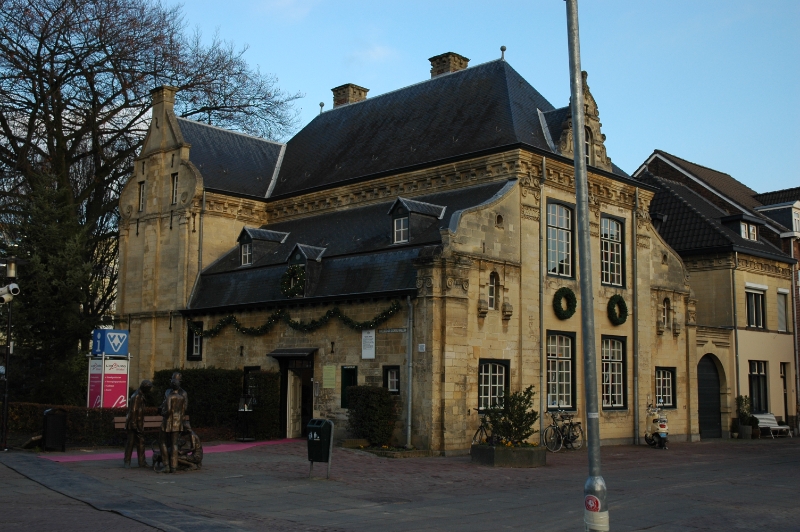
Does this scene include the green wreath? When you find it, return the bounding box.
[553,287,577,320]
[607,294,628,325]
[280,265,306,298]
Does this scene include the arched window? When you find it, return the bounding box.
[488,272,499,310]
[662,298,671,327]
[584,127,593,167]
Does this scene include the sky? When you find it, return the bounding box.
[181,0,799,193]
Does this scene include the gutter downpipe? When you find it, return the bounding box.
[187,191,206,311]
[790,240,799,435]
[405,296,414,448]
[732,252,741,399]
[539,158,547,442]
[632,189,640,445]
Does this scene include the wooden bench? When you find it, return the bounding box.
[753,413,792,439]
[113,415,163,431]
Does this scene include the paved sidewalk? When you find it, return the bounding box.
[3,438,799,531]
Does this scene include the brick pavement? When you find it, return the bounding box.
[3,438,800,531]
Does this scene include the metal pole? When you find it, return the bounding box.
[327,420,334,479]
[564,1,608,530]
[1,301,10,451]
[405,296,414,448]
[633,189,640,445]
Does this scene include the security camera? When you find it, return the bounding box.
[0,284,19,297]
[0,294,12,304]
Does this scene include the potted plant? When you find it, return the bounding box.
[471,385,546,468]
[749,416,761,439]
[735,396,752,440]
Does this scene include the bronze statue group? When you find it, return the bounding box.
[123,372,203,473]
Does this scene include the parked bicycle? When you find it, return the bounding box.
[543,410,584,452]
[472,413,497,446]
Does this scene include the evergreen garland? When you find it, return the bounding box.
[280,265,306,298]
[553,287,577,320]
[187,300,403,338]
[607,294,628,325]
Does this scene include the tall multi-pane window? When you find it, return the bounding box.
[547,334,574,409]
[488,272,499,310]
[662,298,671,328]
[171,173,179,205]
[601,218,623,286]
[394,216,409,243]
[777,292,788,332]
[547,204,572,277]
[746,291,765,328]
[383,366,400,395]
[601,338,625,409]
[655,368,675,407]
[793,211,800,232]
[138,182,146,212]
[187,321,203,360]
[241,242,252,266]
[749,361,768,413]
[478,361,507,410]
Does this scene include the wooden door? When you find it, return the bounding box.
[287,371,303,438]
[697,354,722,438]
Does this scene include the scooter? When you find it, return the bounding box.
[644,402,669,449]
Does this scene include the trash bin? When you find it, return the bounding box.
[307,418,334,478]
[42,408,67,452]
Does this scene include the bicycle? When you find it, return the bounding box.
[471,413,494,446]
[543,410,584,452]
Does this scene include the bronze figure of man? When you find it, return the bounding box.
[177,419,203,470]
[124,379,152,468]
[158,372,188,473]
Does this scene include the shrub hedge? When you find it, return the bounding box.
[151,367,243,428]
[346,386,398,446]
[247,371,281,440]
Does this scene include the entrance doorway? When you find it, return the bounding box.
[279,358,314,438]
[697,354,722,438]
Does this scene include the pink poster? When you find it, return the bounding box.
[87,358,103,408]
[102,359,129,408]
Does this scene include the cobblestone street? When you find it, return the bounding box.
[1,437,798,531]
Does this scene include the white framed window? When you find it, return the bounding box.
[394,217,409,243]
[662,298,671,328]
[746,290,765,328]
[187,321,203,360]
[488,272,499,310]
[601,337,625,409]
[793,210,800,232]
[171,173,179,205]
[584,127,592,167]
[777,292,788,332]
[749,361,768,413]
[740,222,757,241]
[547,203,572,277]
[138,182,146,212]
[241,243,252,266]
[384,366,400,395]
[601,217,623,286]
[547,333,574,409]
[655,368,675,407]
[478,360,507,410]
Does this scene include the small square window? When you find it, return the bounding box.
[383,366,400,395]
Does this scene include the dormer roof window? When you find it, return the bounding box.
[240,242,252,265]
[720,213,763,243]
[388,197,446,245]
[740,222,757,241]
[286,243,326,264]
[236,227,290,267]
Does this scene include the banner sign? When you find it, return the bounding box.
[102,359,129,408]
[87,358,103,408]
[91,329,129,356]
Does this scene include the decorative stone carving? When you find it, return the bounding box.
[477,299,488,318]
[656,321,665,335]
[557,71,613,172]
[501,301,513,321]
[672,316,682,336]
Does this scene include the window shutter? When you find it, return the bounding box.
[777,293,787,332]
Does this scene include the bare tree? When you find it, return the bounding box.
[0,0,301,403]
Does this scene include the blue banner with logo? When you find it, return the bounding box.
[91,329,129,356]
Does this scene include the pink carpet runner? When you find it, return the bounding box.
[40,438,299,463]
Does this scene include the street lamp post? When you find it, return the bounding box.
[0,257,22,452]
[564,1,609,531]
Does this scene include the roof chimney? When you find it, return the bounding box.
[429,52,469,78]
[332,84,369,108]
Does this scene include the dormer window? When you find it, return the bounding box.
[394,215,409,243]
[740,222,757,241]
[241,242,252,265]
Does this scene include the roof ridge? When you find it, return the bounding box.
[320,58,507,115]
[654,176,732,243]
[753,185,800,197]
[655,149,754,190]
[176,116,285,147]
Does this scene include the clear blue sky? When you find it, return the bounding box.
[183,0,799,193]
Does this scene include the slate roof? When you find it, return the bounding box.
[753,187,800,206]
[177,117,284,198]
[189,180,514,310]
[241,228,288,243]
[638,173,793,263]
[652,150,762,210]
[389,198,446,218]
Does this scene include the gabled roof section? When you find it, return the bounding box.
[177,117,285,198]
[288,243,326,262]
[388,198,446,219]
[240,228,289,243]
[272,60,557,198]
[753,186,800,206]
[638,173,792,263]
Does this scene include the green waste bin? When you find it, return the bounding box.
[307,419,334,478]
[42,408,67,452]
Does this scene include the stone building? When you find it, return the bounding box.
[635,152,798,432]
[116,53,699,452]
